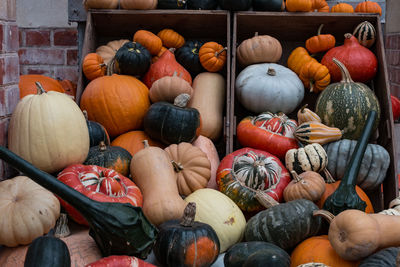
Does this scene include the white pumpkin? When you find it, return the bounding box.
[8,83,90,173]
[184,188,246,253]
[235,63,304,114]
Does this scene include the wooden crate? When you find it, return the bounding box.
[230,12,398,211]
[77,10,232,157]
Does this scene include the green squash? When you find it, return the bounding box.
[175,40,205,78]
[157,0,187,9]
[359,247,400,266]
[84,110,110,147]
[218,0,251,10]
[315,58,380,140]
[253,0,285,11]
[114,41,151,78]
[187,0,218,9]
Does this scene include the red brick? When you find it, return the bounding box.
[0,118,7,147]
[19,28,24,47]
[390,67,400,84]
[0,23,3,52]
[25,29,50,47]
[22,66,53,77]
[391,83,400,97]
[0,89,6,117]
[54,66,79,83]
[67,49,78,66]
[19,48,65,65]
[386,50,400,67]
[386,34,400,50]
[0,23,19,52]
[0,54,19,85]
[5,84,19,114]
[0,0,16,21]
[54,29,78,46]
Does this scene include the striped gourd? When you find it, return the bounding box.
[297,104,321,124]
[285,143,328,174]
[353,21,376,48]
[295,121,342,145]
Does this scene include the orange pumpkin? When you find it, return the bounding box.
[330,2,354,13]
[305,24,336,54]
[19,74,65,99]
[299,59,331,93]
[58,79,77,99]
[355,0,382,16]
[111,130,165,157]
[199,42,227,73]
[157,29,185,49]
[312,0,329,12]
[82,53,106,80]
[287,47,314,75]
[152,46,167,63]
[286,0,313,11]
[133,30,162,56]
[80,74,150,138]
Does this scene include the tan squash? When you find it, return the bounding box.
[297,104,322,124]
[188,72,226,141]
[130,141,187,226]
[165,142,211,196]
[120,0,158,9]
[283,171,326,202]
[149,72,193,103]
[96,39,130,65]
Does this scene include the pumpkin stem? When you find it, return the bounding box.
[83,110,89,121]
[267,68,276,76]
[171,160,184,172]
[215,47,227,57]
[255,190,279,208]
[290,170,302,183]
[54,213,71,238]
[323,168,336,183]
[312,209,335,224]
[309,79,316,93]
[174,93,191,108]
[317,24,324,35]
[169,47,176,54]
[180,202,196,227]
[254,32,259,37]
[300,104,309,113]
[35,82,47,95]
[142,140,149,148]
[332,57,354,83]
[389,197,400,210]
[106,57,117,76]
[99,141,107,152]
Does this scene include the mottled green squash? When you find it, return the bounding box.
[359,247,400,266]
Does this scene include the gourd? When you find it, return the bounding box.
[80,74,150,138]
[157,29,185,49]
[83,0,118,9]
[286,0,313,11]
[252,0,285,11]
[355,0,382,16]
[133,30,162,56]
[199,42,228,72]
[236,33,282,66]
[0,176,60,247]
[236,111,299,160]
[120,0,158,10]
[19,74,64,99]
[353,21,376,48]
[0,146,158,258]
[359,247,400,266]
[287,47,314,75]
[153,203,220,267]
[295,121,343,145]
[82,53,106,81]
[283,171,326,202]
[114,41,151,77]
[299,59,331,93]
[235,63,304,114]
[96,39,129,65]
[331,2,354,13]
[83,110,110,147]
[175,40,205,78]
[323,139,390,191]
[305,24,335,54]
[297,104,322,124]
[188,72,225,141]
[315,58,380,140]
[244,250,290,267]
[130,141,187,226]
[152,46,167,63]
[218,0,252,10]
[149,72,193,103]
[110,130,164,157]
[187,0,218,9]
[8,82,89,173]
[157,0,187,9]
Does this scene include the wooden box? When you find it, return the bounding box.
[230,12,398,211]
[77,10,232,156]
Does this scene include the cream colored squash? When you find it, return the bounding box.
[188,72,226,141]
[8,84,90,174]
[184,188,246,253]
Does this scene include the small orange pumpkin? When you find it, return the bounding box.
[199,42,227,72]
[82,53,106,81]
[287,47,314,75]
[330,2,354,13]
[157,29,185,49]
[299,59,331,93]
[283,171,326,202]
[152,46,167,63]
[355,0,382,16]
[312,0,329,12]
[286,0,313,11]
[133,30,162,56]
[305,24,336,54]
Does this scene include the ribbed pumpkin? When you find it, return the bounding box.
[305,24,336,54]
[80,74,150,138]
[355,0,382,16]
[297,104,322,124]
[286,0,313,11]
[312,0,329,12]
[96,39,130,64]
[82,53,106,81]
[83,110,110,147]
[120,0,158,9]
[175,40,205,78]
[315,58,380,140]
[199,41,227,72]
[114,41,151,77]
[353,21,376,48]
[283,171,326,202]
[149,72,193,103]
[165,142,211,196]
[157,29,185,49]
[111,130,164,157]
[299,59,331,93]
[295,121,343,145]
[133,30,162,56]
[330,2,354,13]
[19,74,65,99]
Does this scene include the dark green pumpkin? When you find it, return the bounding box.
[224,241,290,267]
[252,0,285,11]
[359,247,400,267]
[157,0,187,9]
[244,199,321,250]
[83,141,132,177]
[154,203,220,267]
[84,110,110,147]
[114,41,151,78]
[144,94,200,145]
[218,0,251,10]
[187,0,218,9]
[175,40,205,78]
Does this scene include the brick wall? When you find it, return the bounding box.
[19,28,79,83]
[386,33,400,96]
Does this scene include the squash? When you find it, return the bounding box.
[114,41,151,77]
[19,74,65,99]
[286,0,313,11]
[111,130,164,157]
[96,39,130,65]
[331,2,354,13]
[299,59,331,93]
[218,0,252,10]
[355,0,382,16]
[157,0,187,9]
[188,72,225,141]
[82,53,106,81]
[305,24,335,54]
[83,0,118,9]
[295,121,343,145]
[120,0,158,9]
[187,0,218,9]
[297,104,322,124]
[184,188,246,253]
[153,203,220,267]
[133,30,162,56]
[0,176,60,247]
[149,72,193,103]
[359,247,400,266]
[392,95,400,121]
[86,255,156,266]
[199,42,228,72]
[0,145,158,258]
[252,0,285,11]
[83,110,110,147]
[130,140,187,226]
[315,58,380,140]
[245,199,322,250]
[243,249,291,267]
[353,21,376,48]
[312,0,329,11]
[157,29,185,49]
[151,46,167,63]
[58,79,76,99]
[8,82,89,174]
[283,171,326,202]
[236,32,282,66]
[287,47,314,76]
[175,40,205,78]
[235,63,304,114]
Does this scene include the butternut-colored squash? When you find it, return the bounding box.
[188,72,226,141]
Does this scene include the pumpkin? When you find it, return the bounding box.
[83,110,111,147]
[287,47,314,76]
[243,249,291,267]
[315,58,380,140]
[290,235,359,267]
[184,188,246,253]
[236,112,299,160]
[83,141,132,177]
[151,46,167,63]
[299,59,331,93]
[199,42,227,72]
[330,2,354,13]
[57,164,143,226]
[149,72,193,103]
[218,0,252,10]
[235,63,304,114]
[224,241,290,267]
[236,32,282,67]
[283,171,326,202]
[245,199,322,250]
[217,147,291,212]
[187,0,218,9]
[58,79,77,99]
[355,0,382,16]
[0,146,157,258]
[295,121,343,145]
[252,0,285,11]
[86,256,156,267]
[286,0,313,11]
[188,72,225,141]
[0,176,60,247]
[305,24,336,54]
[324,139,390,191]
[120,0,158,9]
[114,41,151,77]
[157,0,187,9]
[9,83,89,174]
[144,94,201,145]
[96,39,130,65]
[111,130,164,157]
[153,203,220,267]
[392,95,400,121]
[19,74,65,99]
[297,104,322,124]
[83,0,119,9]
[133,30,162,56]
[353,21,376,48]
[193,135,220,189]
[175,40,205,78]
[157,29,185,49]
[82,53,106,81]
[165,142,211,196]
[143,49,192,89]
[321,33,378,83]
[130,140,187,226]
[359,247,400,266]
[312,0,329,12]
[80,74,150,138]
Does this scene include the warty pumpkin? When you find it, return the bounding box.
[120,0,158,9]
[149,71,193,103]
[111,130,164,157]
[295,121,343,145]
[353,21,376,48]
[297,104,322,124]
[133,30,162,56]
[19,74,65,99]
[299,59,331,93]
[96,39,130,65]
[283,170,326,202]
[330,2,354,13]
[305,24,336,54]
[355,0,382,16]
[82,53,106,81]
[286,0,313,11]
[157,28,185,49]
[199,42,227,72]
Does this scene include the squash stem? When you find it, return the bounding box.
[267,68,276,76]
[215,47,227,57]
[299,104,309,114]
[332,57,353,83]
[255,190,279,208]
[35,82,47,95]
[54,213,71,238]
[290,170,302,183]
[171,160,184,172]
[142,140,149,148]
[323,168,336,184]
[317,24,324,36]
[312,209,335,224]
[99,141,107,151]
[180,202,195,227]
[83,110,89,121]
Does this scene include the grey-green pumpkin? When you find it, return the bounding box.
[359,246,400,267]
